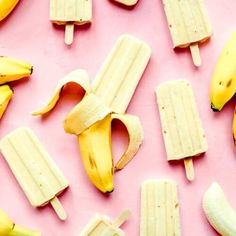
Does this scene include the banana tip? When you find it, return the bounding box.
[30,66,33,75]
[211,104,220,112]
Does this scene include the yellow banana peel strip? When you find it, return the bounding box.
[32,69,91,116]
[112,113,143,170]
[64,93,111,135]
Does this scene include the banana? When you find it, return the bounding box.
[0,56,33,85]
[0,0,19,21]
[203,182,236,236]
[77,113,143,193]
[32,35,149,193]
[233,106,236,146]
[0,209,13,235]
[78,115,114,193]
[0,85,13,119]
[32,69,144,193]
[0,208,41,236]
[210,31,236,112]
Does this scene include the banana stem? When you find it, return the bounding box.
[8,224,41,236]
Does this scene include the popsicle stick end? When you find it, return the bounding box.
[113,209,131,228]
[50,197,67,221]
[190,44,202,67]
[65,23,74,45]
[184,158,195,181]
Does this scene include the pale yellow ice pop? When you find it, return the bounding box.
[140,179,181,236]
[79,210,130,236]
[92,34,151,114]
[0,127,69,220]
[162,0,212,66]
[112,0,138,6]
[155,80,208,180]
[50,0,92,45]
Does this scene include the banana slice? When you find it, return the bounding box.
[203,182,236,236]
[32,69,91,115]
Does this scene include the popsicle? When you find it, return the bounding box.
[92,34,151,114]
[155,80,208,180]
[162,0,212,66]
[112,0,138,6]
[50,0,92,45]
[140,179,181,236]
[79,210,130,236]
[0,127,69,220]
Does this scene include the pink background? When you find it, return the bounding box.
[0,0,235,235]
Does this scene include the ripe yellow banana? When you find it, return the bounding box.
[210,31,236,112]
[32,70,143,193]
[78,115,114,193]
[0,0,20,21]
[0,56,33,85]
[203,182,236,236]
[0,208,41,236]
[0,85,13,119]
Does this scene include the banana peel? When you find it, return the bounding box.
[0,57,33,85]
[0,0,20,22]
[210,31,236,112]
[210,30,236,147]
[32,70,143,193]
[0,85,13,119]
[0,208,41,236]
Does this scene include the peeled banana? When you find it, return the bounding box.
[210,31,236,112]
[0,208,41,236]
[0,56,33,85]
[32,69,144,193]
[0,0,19,21]
[203,182,236,236]
[0,85,13,119]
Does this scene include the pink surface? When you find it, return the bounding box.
[0,0,235,235]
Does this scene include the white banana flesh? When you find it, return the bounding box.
[203,182,236,236]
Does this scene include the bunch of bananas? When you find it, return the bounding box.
[0,56,32,119]
[210,30,236,145]
[0,0,20,22]
[0,208,41,236]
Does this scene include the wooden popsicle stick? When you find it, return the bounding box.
[50,197,67,220]
[190,43,201,67]
[113,210,131,228]
[184,158,195,181]
[65,23,74,45]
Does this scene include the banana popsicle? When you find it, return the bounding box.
[155,80,208,180]
[140,179,181,236]
[0,127,69,220]
[92,34,151,114]
[112,0,138,6]
[50,0,92,45]
[80,210,130,236]
[162,0,212,66]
